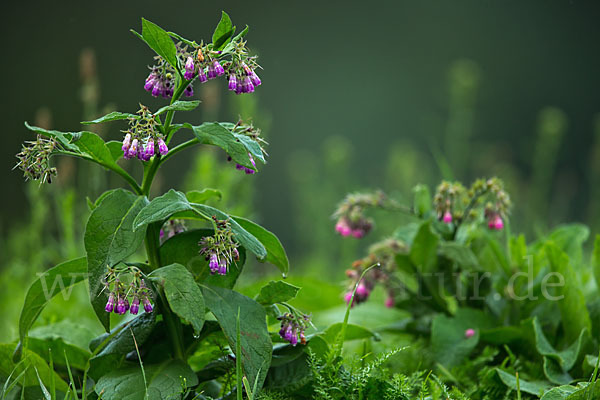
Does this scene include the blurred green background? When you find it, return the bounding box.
[2,0,600,340]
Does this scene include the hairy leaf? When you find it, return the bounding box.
[255,281,300,305]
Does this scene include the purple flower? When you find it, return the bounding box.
[130,296,140,315]
[235,80,243,95]
[218,257,227,275]
[213,60,225,76]
[442,211,453,224]
[228,74,237,91]
[144,72,157,92]
[232,247,240,261]
[290,328,298,346]
[115,295,128,315]
[249,70,262,87]
[151,82,162,97]
[184,84,194,97]
[105,293,115,313]
[127,139,139,159]
[335,218,352,237]
[242,76,255,93]
[145,139,155,160]
[184,57,195,80]
[198,70,208,83]
[121,133,132,155]
[142,297,153,313]
[157,138,168,156]
[207,64,217,79]
[465,328,476,338]
[209,253,219,274]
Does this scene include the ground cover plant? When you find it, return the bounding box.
[3,11,600,400]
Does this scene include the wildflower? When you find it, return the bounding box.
[198,69,208,83]
[142,297,153,313]
[213,60,225,76]
[105,292,115,312]
[130,296,140,315]
[207,63,217,79]
[242,76,255,93]
[199,217,240,276]
[115,294,129,315]
[335,218,352,237]
[144,139,155,160]
[488,215,504,230]
[465,328,476,338]
[157,138,168,156]
[209,253,219,274]
[278,313,310,347]
[184,84,194,97]
[385,296,394,308]
[249,70,261,87]
[144,72,157,91]
[442,210,453,224]
[121,133,132,155]
[228,74,237,91]
[127,139,139,159]
[184,57,195,80]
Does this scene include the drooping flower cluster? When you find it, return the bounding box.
[144,34,261,98]
[103,267,153,316]
[160,219,186,243]
[15,135,58,184]
[344,238,405,308]
[224,120,267,174]
[198,217,240,275]
[121,105,168,161]
[433,178,511,230]
[278,312,310,346]
[333,192,386,239]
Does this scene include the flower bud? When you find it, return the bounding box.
[184,57,195,80]
[209,253,219,274]
[213,60,225,76]
[105,293,115,313]
[242,76,255,93]
[145,139,155,160]
[198,70,208,83]
[465,328,476,338]
[121,133,132,154]
[130,296,140,315]
[142,297,153,313]
[385,296,394,308]
[207,64,217,79]
[228,74,237,91]
[442,210,453,224]
[157,138,168,156]
[249,70,262,87]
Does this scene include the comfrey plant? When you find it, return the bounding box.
[10,13,307,399]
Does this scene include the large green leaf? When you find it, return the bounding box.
[547,224,589,266]
[26,337,90,371]
[155,100,201,116]
[150,264,205,335]
[431,308,495,367]
[255,281,300,305]
[141,18,178,67]
[95,359,198,400]
[18,257,87,347]
[412,184,432,218]
[232,216,289,275]
[545,242,592,342]
[81,111,137,125]
[540,383,600,399]
[24,122,80,151]
[409,221,439,273]
[212,11,234,50]
[438,242,479,270]
[134,189,266,259]
[532,317,587,371]
[186,188,222,203]
[74,131,129,174]
[201,285,272,390]
[160,229,246,289]
[0,344,69,392]
[185,122,257,170]
[85,189,148,331]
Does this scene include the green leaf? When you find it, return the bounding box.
[167,31,197,47]
[232,216,288,275]
[18,257,87,346]
[532,317,587,371]
[85,189,149,331]
[141,18,178,67]
[201,285,272,390]
[155,100,201,116]
[438,242,479,270]
[212,11,234,50]
[544,356,573,385]
[410,221,439,273]
[26,337,90,371]
[495,368,551,397]
[412,184,432,217]
[133,189,194,231]
[255,281,300,305]
[74,131,129,174]
[24,122,80,151]
[232,133,266,164]
[321,323,379,344]
[81,111,137,125]
[186,188,222,203]
[151,264,206,335]
[540,383,600,399]
[160,229,247,289]
[545,242,592,342]
[185,122,257,170]
[95,359,198,400]
[90,313,157,356]
[106,141,124,163]
[0,344,69,392]
[547,224,589,265]
[431,308,495,367]
[592,234,600,290]
[232,25,249,42]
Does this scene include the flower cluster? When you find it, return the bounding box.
[15,135,58,184]
[225,120,267,174]
[333,192,385,239]
[344,239,405,308]
[103,267,153,316]
[278,312,310,346]
[433,177,511,230]
[199,217,240,275]
[160,219,186,243]
[144,35,261,98]
[121,105,168,161]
